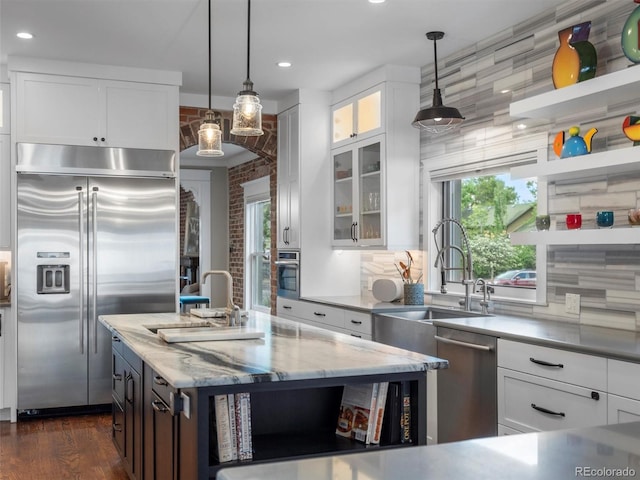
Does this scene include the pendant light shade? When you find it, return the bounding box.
[231,0,263,136]
[197,0,224,157]
[412,31,464,134]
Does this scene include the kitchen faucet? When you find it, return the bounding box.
[473,278,492,314]
[200,270,241,326]
[432,218,474,311]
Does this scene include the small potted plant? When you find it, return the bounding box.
[395,251,424,305]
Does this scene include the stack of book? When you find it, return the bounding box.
[335,381,412,446]
[213,392,253,463]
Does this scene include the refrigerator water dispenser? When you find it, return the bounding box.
[37,264,70,294]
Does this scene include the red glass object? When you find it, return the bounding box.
[566,214,582,230]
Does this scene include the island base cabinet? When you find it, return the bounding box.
[177,374,426,479]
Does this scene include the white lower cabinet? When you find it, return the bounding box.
[276,297,372,339]
[497,339,608,434]
[607,359,640,424]
[497,368,607,433]
[497,424,523,436]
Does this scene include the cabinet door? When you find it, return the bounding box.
[151,391,176,480]
[0,84,10,135]
[331,86,383,148]
[124,367,143,479]
[15,73,100,146]
[277,106,300,249]
[332,135,385,248]
[101,80,177,150]
[608,394,640,424]
[0,135,10,248]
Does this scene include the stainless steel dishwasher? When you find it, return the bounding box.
[435,326,497,443]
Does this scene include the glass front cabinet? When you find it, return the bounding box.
[332,135,385,247]
[331,86,383,148]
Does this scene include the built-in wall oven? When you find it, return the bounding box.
[275,250,300,299]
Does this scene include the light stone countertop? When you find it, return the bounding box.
[216,421,640,480]
[99,311,448,389]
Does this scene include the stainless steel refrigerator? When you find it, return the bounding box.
[16,143,177,411]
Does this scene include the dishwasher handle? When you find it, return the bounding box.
[435,335,494,352]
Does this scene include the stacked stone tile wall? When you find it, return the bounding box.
[416,0,640,329]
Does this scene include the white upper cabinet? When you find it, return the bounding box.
[330,67,420,250]
[0,135,10,249]
[0,84,10,135]
[277,105,301,249]
[331,85,384,148]
[14,72,178,150]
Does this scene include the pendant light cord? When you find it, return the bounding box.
[208,0,212,110]
[246,0,251,83]
[432,35,439,91]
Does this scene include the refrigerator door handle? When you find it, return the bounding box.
[77,186,85,354]
[92,187,99,354]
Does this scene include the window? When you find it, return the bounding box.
[439,173,538,302]
[243,177,271,313]
[425,134,547,305]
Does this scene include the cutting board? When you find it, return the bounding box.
[157,326,264,343]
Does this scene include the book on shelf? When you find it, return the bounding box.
[370,381,389,445]
[213,394,235,463]
[235,392,253,461]
[227,394,238,461]
[381,382,401,445]
[400,381,412,444]
[335,383,380,444]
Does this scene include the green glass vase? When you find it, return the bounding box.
[622,0,640,63]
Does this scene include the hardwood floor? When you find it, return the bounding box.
[0,412,129,480]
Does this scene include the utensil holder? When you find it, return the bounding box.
[403,283,424,305]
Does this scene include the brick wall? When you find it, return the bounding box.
[179,106,278,312]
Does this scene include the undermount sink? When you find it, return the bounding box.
[380,306,491,323]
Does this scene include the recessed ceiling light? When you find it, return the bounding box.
[369,0,386,3]
[500,89,510,94]
[277,61,292,68]
[517,123,527,130]
[17,32,33,40]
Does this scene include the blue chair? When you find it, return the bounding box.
[179,295,210,312]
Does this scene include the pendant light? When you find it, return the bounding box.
[197,0,224,156]
[230,0,264,136]
[412,31,464,134]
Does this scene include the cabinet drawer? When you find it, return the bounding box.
[276,297,306,319]
[122,342,142,374]
[498,339,606,390]
[608,394,640,424]
[344,310,372,336]
[498,368,606,433]
[608,359,640,399]
[297,302,345,330]
[151,370,175,407]
[497,424,523,436]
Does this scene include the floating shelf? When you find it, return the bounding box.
[511,147,640,182]
[510,228,640,245]
[510,66,640,120]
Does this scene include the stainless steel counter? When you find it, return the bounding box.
[217,421,640,480]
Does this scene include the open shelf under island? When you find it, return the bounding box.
[99,311,448,480]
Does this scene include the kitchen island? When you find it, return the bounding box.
[99,311,447,480]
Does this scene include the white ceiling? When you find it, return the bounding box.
[2,0,568,104]
[1,0,568,167]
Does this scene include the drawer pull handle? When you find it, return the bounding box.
[283,305,292,309]
[151,400,169,413]
[313,312,326,317]
[350,320,362,325]
[153,375,168,386]
[529,357,564,368]
[531,403,565,417]
[350,334,362,338]
[591,391,600,401]
[434,335,493,351]
[112,336,121,342]
[112,423,122,432]
[112,373,122,381]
